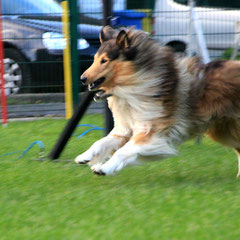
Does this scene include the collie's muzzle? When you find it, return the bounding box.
[88,77,106,91]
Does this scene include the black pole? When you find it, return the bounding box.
[103,0,114,134]
[49,91,95,160]
[103,0,112,25]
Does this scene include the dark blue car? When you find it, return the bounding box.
[2,0,100,94]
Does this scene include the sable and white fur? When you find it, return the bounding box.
[75,26,240,176]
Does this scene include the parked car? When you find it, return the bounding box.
[153,0,240,59]
[2,0,101,94]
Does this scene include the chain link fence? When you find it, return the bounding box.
[1,0,240,120]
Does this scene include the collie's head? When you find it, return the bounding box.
[81,26,141,91]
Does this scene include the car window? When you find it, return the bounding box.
[78,0,126,19]
[174,0,240,9]
[174,0,188,5]
[2,0,62,15]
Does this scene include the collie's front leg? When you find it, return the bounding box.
[235,148,240,178]
[75,134,128,165]
[91,134,177,175]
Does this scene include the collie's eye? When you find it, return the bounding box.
[101,58,107,64]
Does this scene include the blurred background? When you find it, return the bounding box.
[1,0,240,120]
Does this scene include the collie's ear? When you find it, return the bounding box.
[99,29,106,43]
[99,26,115,43]
[116,30,130,49]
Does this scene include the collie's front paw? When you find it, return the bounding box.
[75,151,93,164]
[91,161,118,176]
[91,163,106,176]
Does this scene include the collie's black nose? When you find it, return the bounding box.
[80,75,88,85]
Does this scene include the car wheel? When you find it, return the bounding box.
[4,48,31,95]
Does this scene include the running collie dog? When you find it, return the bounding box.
[75,26,240,176]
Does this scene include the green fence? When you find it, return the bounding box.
[1,0,240,119]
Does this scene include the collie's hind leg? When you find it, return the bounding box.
[91,134,177,176]
[234,148,240,178]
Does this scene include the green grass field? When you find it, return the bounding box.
[1,114,240,240]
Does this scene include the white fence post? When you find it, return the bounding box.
[188,0,210,64]
[231,22,240,60]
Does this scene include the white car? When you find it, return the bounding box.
[153,0,240,59]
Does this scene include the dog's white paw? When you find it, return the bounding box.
[91,160,120,176]
[75,151,94,164]
[91,163,106,176]
[75,141,104,164]
[75,138,110,165]
[75,151,110,166]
